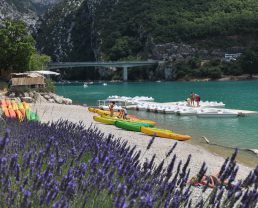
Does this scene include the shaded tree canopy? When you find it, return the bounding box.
[0,20,51,75]
[240,48,258,77]
[0,20,35,72]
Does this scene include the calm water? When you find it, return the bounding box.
[56,81,258,151]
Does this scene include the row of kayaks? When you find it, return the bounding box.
[89,107,192,141]
[1,99,39,121]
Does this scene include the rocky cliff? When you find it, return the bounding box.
[0,0,60,26]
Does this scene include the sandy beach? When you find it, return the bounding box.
[32,103,252,181]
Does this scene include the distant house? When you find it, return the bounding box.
[10,72,46,89]
[224,53,242,62]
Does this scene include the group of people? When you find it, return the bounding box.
[108,101,127,119]
[186,92,201,107]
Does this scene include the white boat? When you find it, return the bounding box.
[157,106,166,113]
[99,105,122,111]
[176,108,197,116]
[83,83,88,88]
[164,106,177,114]
[197,109,238,118]
[103,83,107,86]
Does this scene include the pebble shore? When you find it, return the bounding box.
[32,103,252,179]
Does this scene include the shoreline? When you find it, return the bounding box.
[31,102,253,180]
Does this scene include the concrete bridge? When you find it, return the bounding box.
[47,60,162,81]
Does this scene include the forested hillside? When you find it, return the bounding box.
[36,0,258,62]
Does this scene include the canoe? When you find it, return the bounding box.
[8,109,16,118]
[19,108,26,117]
[115,121,141,132]
[115,121,151,132]
[95,109,140,120]
[15,110,23,121]
[22,102,30,110]
[141,127,192,141]
[0,99,7,106]
[93,116,116,125]
[102,115,154,127]
[26,109,31,120]
[88,107,97,113]
[18,103,24,110]
[5,100,11,107]
[12,102,19,110]
[4,108,10,117]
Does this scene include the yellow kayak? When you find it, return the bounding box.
[22,102,30,110]
[18,102,24,110]
[102,115,156,126]
[141,127,192,141]
[11,101,18,110]
[88,107,97,113]
[93,116,116,125]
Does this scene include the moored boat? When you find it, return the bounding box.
[196,109,238,118]
[141,127,192,141]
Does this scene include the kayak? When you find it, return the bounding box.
[18,103,24,110]
[93,116,116,125]
[95,108,140,120]
[88,107,97,113]
[5,100,11,107]
[26,109,31,120]
[19,108,26,117]
[12,101,18,110]
[0,99,7,106]
[102,115,155,127]
[115,120,151,132]
[141,127,192,141]
[15,110,23,121]
[4,108,10,117]
[22,102,30,110]
[8,109,16,118]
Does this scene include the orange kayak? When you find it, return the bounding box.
[4,108,10,117]
[15,110,23,121]
[8,109,16,118]
[0,99,7,106]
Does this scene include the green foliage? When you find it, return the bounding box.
[0,20,36,72]
[175,59,223,79]
[38,0,258,63]
[240,48,258,77]
[0,81,8,90]
[29,53,51,71]
[221,62,243,75]
[43,78,55,92]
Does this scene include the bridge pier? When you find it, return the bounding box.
[123,67,128,81]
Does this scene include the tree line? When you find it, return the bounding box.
[0,20,51,79]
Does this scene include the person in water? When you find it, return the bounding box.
[195,94,201,107]
[109,101,115,117]
[190,92,195,106]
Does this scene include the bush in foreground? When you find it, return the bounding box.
[0,119,257,207]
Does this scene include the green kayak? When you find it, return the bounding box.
[25,109,39,121]
[115,120,150,132]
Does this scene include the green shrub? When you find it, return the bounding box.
[207,67,222,79]
[44,78,55,92]
[0,81,8,91]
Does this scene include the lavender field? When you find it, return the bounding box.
[0,119,257,207]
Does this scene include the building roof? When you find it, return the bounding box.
[27,70,60,76]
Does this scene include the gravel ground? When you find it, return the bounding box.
[31,103,255,205]
[32,103,252,179]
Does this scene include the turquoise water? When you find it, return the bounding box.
[56,81,258,150]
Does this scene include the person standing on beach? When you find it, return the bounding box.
[109,101,115,117]
[195,94,200,107]
[190,92,195,106]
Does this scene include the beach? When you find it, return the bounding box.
[32,102,252,180]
